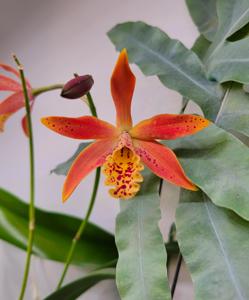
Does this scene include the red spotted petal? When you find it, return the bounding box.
[0,63,32,89]
[134,139,197,191]
[0,75,21,91]
[130,114,210,140]
[0,91,25,115]
[111,49,135,130]
[41,116,119,140]
[63,139,116,202]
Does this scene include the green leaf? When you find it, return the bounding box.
[115,170,171,300]
[216,83,249,138]
[186,0,218,41]
[51,142,90,176]
[176,190,249,300]
[44,268,116,300]
[0,187,118,267]
[207,36,249,83]
[166,123,249,221]
[191,37,249,139]
[108,21,223,120]
[191,35,212,60]
[205,0,249,62]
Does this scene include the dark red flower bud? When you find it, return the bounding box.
[61,75,94,99]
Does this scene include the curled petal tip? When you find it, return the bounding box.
[40,117,49,126]
[62,192,69,203]
[187,183,199,192]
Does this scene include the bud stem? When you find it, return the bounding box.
[32,84,64,97]
[56,91,99,289]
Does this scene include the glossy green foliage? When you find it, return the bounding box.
[176,190,249,300]
[0,188,117,267]
[115,170,171,300]
[44,268,116,300]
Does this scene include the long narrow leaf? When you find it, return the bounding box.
[176,190,249,300]
[44,268,116,300]
[0,188,118,267]
[115,170,171,300]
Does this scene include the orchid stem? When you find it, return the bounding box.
[13,55,35,300]
[57,91,100,289]
[86,92,97,117]
[32,84,63,97]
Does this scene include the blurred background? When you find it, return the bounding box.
[0,0,199,299]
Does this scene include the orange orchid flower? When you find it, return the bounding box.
[0,62,33,135]
[41,49,210,201]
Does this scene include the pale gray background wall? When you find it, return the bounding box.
[0,0,198,299]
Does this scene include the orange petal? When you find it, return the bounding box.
[41,116,119,140]
[0,114,11,132]
[0,91,25,115]
[0,75,21,91]
[131,114,210,140]
[0,63,32,89]
[111,49,135,130]
[134,139,197,191]
[63,139,116,201]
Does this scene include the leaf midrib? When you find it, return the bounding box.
[204,199,245,300]
[137,198,148,299]
[122,31,219,99]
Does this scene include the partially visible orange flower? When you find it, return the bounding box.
[41,49,210,201]
[0,62,33,135]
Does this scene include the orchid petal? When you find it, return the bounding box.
[134,139,197,191]
[0,75,21,91]
[130,114,210,140]
[111,49,135,130]
[0,114,11,132]
[0,91,25,115]
[0,63,32,88]
[0,63,20,78]
[63,139,116,201]
[41,116,119,140]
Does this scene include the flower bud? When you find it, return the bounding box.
[61,75,94,99]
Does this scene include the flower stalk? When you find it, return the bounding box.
[32,83,63,97]
[13,54,36,300]
[57,91,100,289]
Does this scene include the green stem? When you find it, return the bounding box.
[13,55,36,300]
[32,84,64,97]
[57,92,99,289]
[86,92,97,117]
[57,167,101,289]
